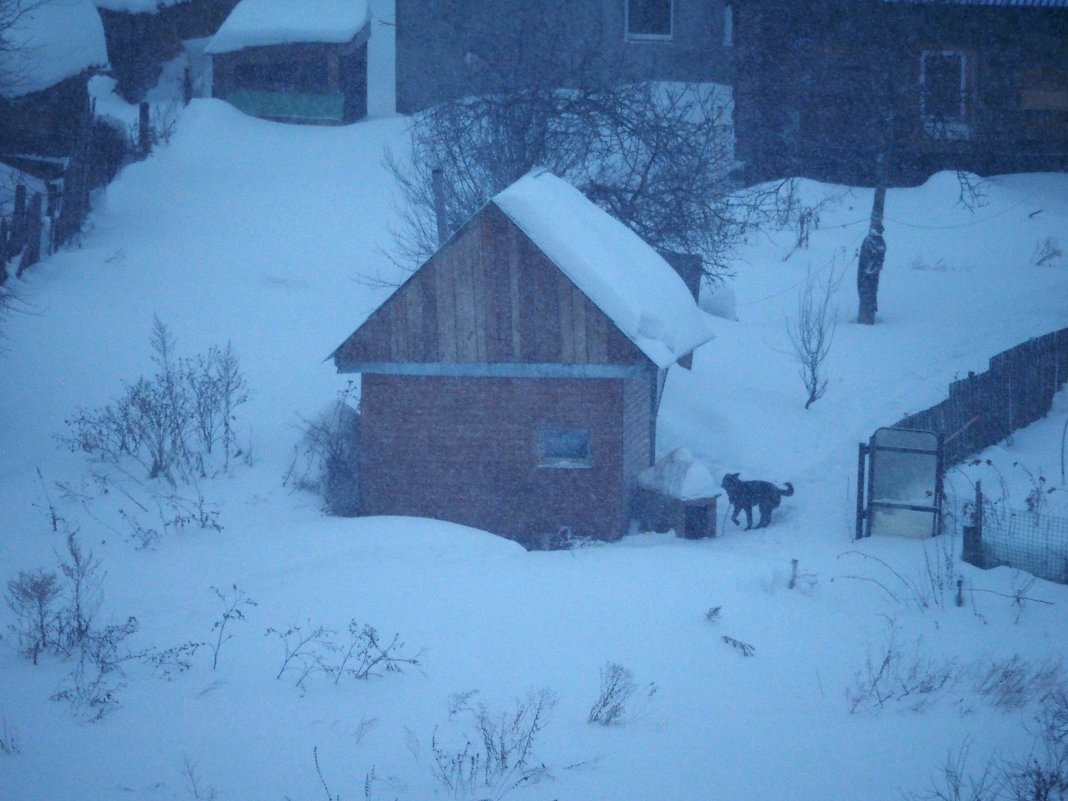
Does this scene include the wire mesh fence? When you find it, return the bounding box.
[949,485,1068,585]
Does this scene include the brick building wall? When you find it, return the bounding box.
[360,372,651,546]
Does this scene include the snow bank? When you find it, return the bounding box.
[637,447,719,500]
[205,0,370,54]
[0,0,107,98]
[493,171,713,368]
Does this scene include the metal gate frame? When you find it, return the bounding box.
[856,427,945,540]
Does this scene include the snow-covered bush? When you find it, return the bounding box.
[61,317,248,485]
[288,384,360,516]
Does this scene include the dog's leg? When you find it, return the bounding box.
[744,506,753,530]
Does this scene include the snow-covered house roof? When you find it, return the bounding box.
[0,0,108,99]
[492,171,713,370]
[205,0,370,55]
[92,0,189,13]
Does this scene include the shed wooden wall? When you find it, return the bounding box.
[360,372,653,546]
[334,204,648,369]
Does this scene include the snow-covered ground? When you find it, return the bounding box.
[1,89,1068,800]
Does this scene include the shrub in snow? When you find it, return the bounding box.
[907,689,1068,801]
[534,525,596,551]
[62,317,248,485]
[208,584,257,671]
[722,636,756,658]
[0,716,18,755]
[588,662,636,726]
[1033,236,1064,267]
[288,383,361,517]
[428,689,557,800]
[6,532,140,720]
[787,265,840,410]
[5,568,61,664]
[267,619,421,691]
[847,621,958,714]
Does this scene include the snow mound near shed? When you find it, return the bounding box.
[206,0,370,54]
[493,171,713,368]
[637,447,719,501]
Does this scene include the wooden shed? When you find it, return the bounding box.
[206,0,369,124]
[0,0,107,159]
[332,171,713,548]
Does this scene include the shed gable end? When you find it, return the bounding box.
[334,205,646,369]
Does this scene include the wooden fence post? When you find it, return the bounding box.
[856,442,869,540]
[16,193,43,277]
[139,102,151,155]
[1,217,8,283]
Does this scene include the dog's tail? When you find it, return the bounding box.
[781,482,794,497]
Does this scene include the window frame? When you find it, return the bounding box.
[536,425,594,469]
[625,0,674,42]
[920,48,973,140]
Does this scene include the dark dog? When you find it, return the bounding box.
[721,473,794,530]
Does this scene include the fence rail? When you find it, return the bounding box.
[896,327,1068,466]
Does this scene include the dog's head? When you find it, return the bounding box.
[721,472,740,490]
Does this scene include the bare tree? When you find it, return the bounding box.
[788,266,841,409]
[385,0,770,284]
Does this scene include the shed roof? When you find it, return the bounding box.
[492,171,713,369]
[0,0,107,99]
[205,0,370,55]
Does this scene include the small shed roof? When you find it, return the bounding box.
[0,0,108,99]
[205,0,370,55]
[493,172,713,369]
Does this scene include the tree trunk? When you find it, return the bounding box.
[857,185,886,325]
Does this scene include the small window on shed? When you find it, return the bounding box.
[538,426,593,468]
[626,0,672,40]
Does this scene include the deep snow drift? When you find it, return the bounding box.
[0,97,1067,800]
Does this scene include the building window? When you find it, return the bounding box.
[920,49,971,139]
[538,426,593,468]
[723,4,733,47]
[626,0,672,40]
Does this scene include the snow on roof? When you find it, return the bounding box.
[205,0,370,55]
[0,0,107,99]
[92,0,189,13]
[492,171,713,369]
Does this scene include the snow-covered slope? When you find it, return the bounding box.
[1,95,1067,801]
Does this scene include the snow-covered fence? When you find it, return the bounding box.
[957,482,1068,585]
[896,327,1068,466]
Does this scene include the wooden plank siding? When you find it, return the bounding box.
[334,203,648,370]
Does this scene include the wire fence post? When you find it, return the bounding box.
[962,480,984,568]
